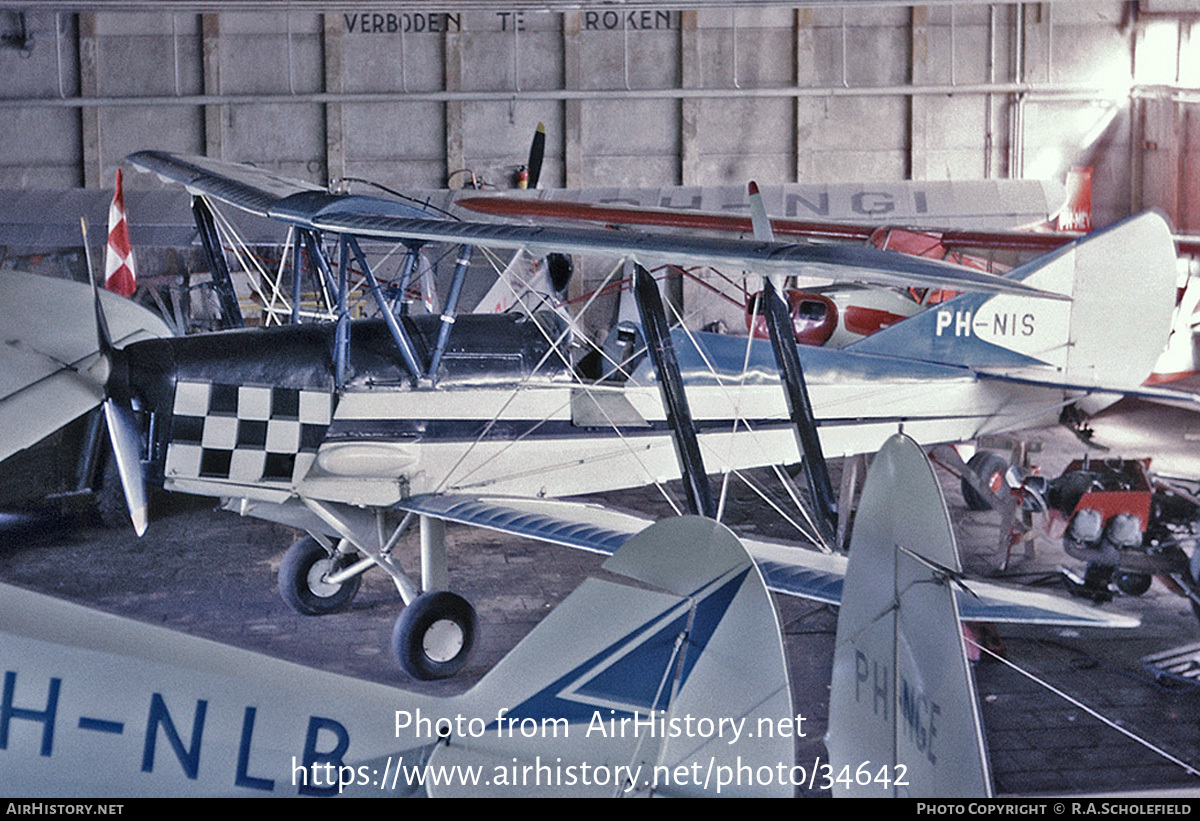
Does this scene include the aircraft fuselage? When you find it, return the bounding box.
[117,314,1062,510]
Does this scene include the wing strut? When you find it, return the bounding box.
[346,235,425,385]
[632,263,716,518]
[301,229,340,305]
[190,196,244,329]
[762,277,837,545]
[334,236,351,387]
[289,228,304,324]
[427,245,473,380]
[394,243,420,317]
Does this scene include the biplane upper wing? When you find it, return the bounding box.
[396,493,1140,629]
[126,151,1068,302]
[0,272,171,464]
[129,150,324,217]
[301,204,1069,301]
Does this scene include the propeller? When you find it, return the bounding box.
[525,122,545,189]
[82,218,148,536]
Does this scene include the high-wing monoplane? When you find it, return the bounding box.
[457,175,1200,362]
[17,149,1182,681]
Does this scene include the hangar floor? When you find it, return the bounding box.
[2,396,1199,797]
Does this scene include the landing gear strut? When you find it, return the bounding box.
[278,536,362,615]
[281,504,482,679]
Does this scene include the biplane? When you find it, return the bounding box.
[12,149,1186,681]
[0,434,1008,797]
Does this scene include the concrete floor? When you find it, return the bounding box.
[1,397,1199,797]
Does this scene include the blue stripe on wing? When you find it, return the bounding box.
[397,495,632,556]
[399,494,1137,628]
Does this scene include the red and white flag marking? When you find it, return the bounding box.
[105,168,137,297]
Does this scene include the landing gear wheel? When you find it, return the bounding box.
[278,536,361,616]
[962,451,1008,511]
[1113,570,1152,597]
[392,592,477,680]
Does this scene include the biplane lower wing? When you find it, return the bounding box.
[396,493,1139,629]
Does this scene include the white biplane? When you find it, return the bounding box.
[0,434,1008,797]
[8,150,1185,682]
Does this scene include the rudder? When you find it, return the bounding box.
[826,433,992,798]
[847,212,1178,398]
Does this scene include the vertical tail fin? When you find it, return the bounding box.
[433,516,795,797]
[826,434,992,798]
[1057,166,1093,233]
[847,212,1178,396]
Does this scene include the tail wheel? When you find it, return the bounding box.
[393,591,477,680]
[962,451,1009,511]
[278,536,361,616]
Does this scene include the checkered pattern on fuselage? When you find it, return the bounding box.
[163,381,332,486]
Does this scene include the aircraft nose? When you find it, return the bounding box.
[120,336,178,417]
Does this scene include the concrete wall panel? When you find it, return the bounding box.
[219,102,326,180]
[582,98,679,158]
[0,109,80,187]
[343,102,443,161]
[1,13,79,98]
[693,11,796,89]
[800,97,909,153]
[98,105,203,176]
[339,30,445,94]
[579,154,679,189]
[577,30,680,91]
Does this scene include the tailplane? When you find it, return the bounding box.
[826,434,992,798]
[847,212,1178,405]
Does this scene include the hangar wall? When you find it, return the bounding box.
[1,2,1199,231]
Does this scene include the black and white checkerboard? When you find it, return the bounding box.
[164,381,333,486]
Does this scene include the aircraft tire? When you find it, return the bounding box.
[1113,570,1153,597]
[962,451,1008,512]
[393,591,477,680]
[278,536,361,616]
